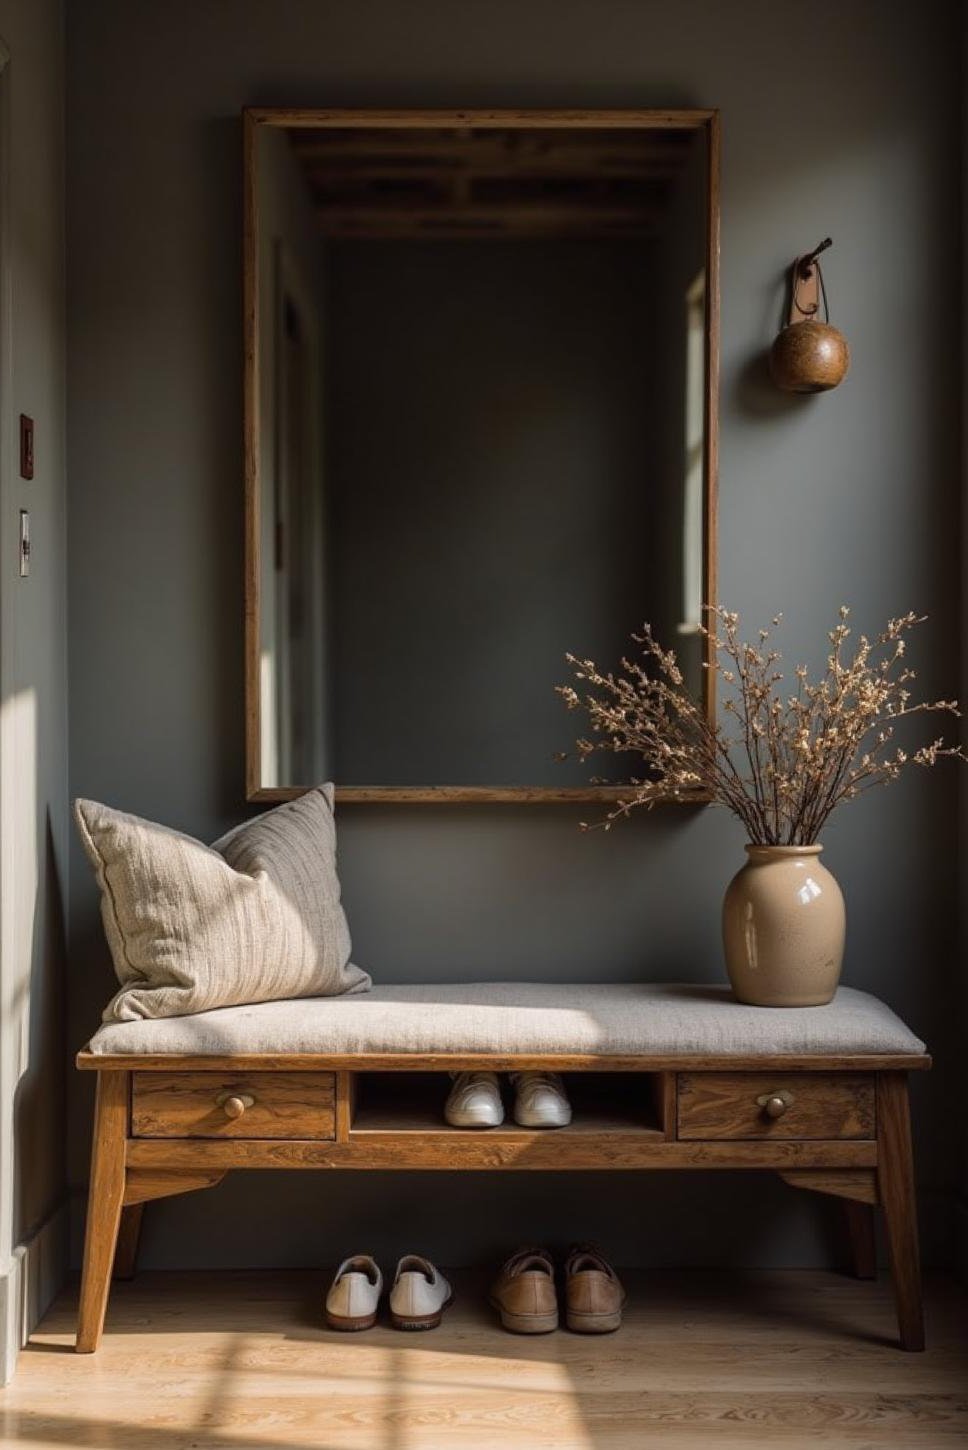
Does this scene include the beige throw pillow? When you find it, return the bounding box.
[75,785,371,1022]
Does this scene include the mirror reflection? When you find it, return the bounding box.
[251,117,713,792]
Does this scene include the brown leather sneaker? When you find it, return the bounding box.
[564,1245,625,1333]
[489,1247,558,1334]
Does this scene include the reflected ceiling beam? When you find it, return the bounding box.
[292,126,690,240]
[304,161,682,182]
[289,132,694,160]
[314,204,659,240]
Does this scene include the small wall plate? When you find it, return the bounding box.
[19,414,34,480]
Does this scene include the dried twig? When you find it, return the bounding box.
[558,606,964,840]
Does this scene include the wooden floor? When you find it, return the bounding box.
[3,1270,968,1449]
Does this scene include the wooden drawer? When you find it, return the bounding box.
[677,1073,875,1141]
[132,1072,336,1139]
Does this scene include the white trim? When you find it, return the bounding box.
[0,1200,69,1384]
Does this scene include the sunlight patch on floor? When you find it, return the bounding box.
[4,1271,968,1450]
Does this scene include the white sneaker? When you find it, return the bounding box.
[389,1255,453,1330]
[444,1070,504,1128]
[512,1072,572,1128]
[324,1255,383,1331]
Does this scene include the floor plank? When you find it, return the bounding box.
[2,1270,967,1449]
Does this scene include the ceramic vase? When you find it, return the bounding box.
[722,844,845,1007]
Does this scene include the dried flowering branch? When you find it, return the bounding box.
[558,606,965,840]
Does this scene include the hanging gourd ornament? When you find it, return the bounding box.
[769,238,849,393]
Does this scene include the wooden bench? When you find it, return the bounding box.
[74,982,929,1352]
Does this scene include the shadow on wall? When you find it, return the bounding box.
[2,684,68,1245]
[731,264,808,421]
[1,684,69,1378]
[108,1162,848,1274]
[12,815,68,1248]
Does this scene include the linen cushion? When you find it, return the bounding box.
[84,982,924,1058]
[75,786,370,1023]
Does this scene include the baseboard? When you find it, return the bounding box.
[0,1200,69,1385]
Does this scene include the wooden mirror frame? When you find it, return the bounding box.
[243,108,720,804]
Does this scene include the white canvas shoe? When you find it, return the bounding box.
[512,1071,572,1128]
[324,1255,383,1331]
[444,1070,504,1128]
[389,1255,453,1330]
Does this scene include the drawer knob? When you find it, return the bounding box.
[757,1089,795,1119]
[216,1091,255,1120]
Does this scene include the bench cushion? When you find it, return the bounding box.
[84,982,924,1058]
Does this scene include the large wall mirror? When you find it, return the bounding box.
[244,109,719,802]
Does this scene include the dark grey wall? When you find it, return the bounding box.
[66,0,962,1270]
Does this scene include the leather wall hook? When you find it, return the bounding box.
[769,238,850,393]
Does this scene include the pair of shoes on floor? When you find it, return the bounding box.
[490,1245,625,1335]
[445,1071,571,1129]
[325,1254,453,1332]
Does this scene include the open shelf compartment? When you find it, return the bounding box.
[345,1071,670,1140]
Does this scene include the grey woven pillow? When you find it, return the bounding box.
[74,785,371,1022]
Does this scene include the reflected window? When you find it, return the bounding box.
[680,269,705,635]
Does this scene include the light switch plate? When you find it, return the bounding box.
[19,509,29,577]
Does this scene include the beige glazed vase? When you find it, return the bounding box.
[722,845,845,1007]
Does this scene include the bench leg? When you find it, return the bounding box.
[76,1071,128,1353]
[844,1199,877,1280]
[113,1203,145,1281]
[877,1072,924,1351]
